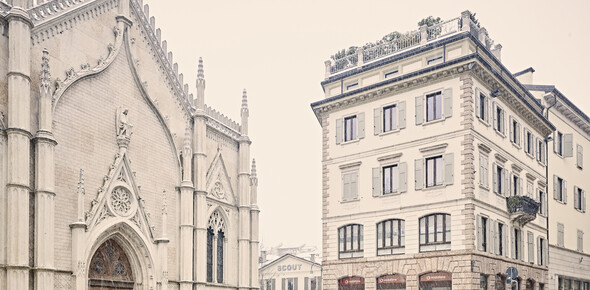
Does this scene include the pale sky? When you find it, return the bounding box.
[143,0,590,252]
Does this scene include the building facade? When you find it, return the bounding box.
[311,11,554,290]
[0,0,260,289]
[259,254,321,290]
[517,75,590,290]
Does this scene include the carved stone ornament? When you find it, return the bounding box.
[211,180,225,199]
[110,187,132,215]
[116,107,133,147]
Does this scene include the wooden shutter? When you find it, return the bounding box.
[578,144,583,168]
[415,96,424,125]
[484,156,489,188]
[336,118,343,144]
[583,189,586,212]
[305,278,309,290]
[398,101,406,129]
[503,169,510,197]
[553,131,558,153]
[273,279,276,290]
[475,88,481,119]
[558,223,564,246]
[342,173,350,200]
[373,108,381,135]
[477,215,483,251]
[523,128,529,152]
[294,278,298,290]
[510,227,515,259]
[563,179,568,204]
[503,225,509,257]
[351,172,358,199]
[509,116,514,142]
[415,159,424,190]
[282,278,286,290]
[357,113,365,139]
[494,221,500,255]
[443,88,453,117]
[487,219,493,254]
[519,230,525,261]
[372,168,381,197]
[553,175,559,200]
[398,162,407,193]
[493,163,498,194]
[543,191,548,215]
[492,102,498,130]
[528,231,534,263]
[516,122,521,146]
[444,153,454,185]
[480,155,485,187]
[518,177,523,196]
[564,133,573,157]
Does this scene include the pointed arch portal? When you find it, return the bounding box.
[88,238,135,289]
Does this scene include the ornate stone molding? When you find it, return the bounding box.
[51,22,124,110]
[0,1,10,16]
[31,0,118,44]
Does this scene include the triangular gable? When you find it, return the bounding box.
[260,254,321,272]
[206,151,236,205]
[86,151,156,240]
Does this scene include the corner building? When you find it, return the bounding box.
[311,11,553,289]
[0,0,260,289]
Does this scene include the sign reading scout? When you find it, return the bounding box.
[277,264,303,272]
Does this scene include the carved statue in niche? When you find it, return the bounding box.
[116,107,133,140]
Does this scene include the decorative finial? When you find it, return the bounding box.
[162,190,167,215]
[251,159,257,178]
[77,169,85,195]
[183,126,191,151]
[40,49,51,96]
[197,57,204,80]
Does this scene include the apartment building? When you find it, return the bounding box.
[311,11,554,290]
[516,73,590,290]
[260,254,322,290]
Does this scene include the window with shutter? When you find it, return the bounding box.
[342,171,359,201]
[557,223,564,247]
[426,156,443,187]
[577,230,584,252]
[443,88,453,118]
[344,116,357,142]
[426,92,442,122]
[564,133,573,157]
[383,105,397,133]
[415,96,424,125]
[528,231,534,264]
[415,158,424,190]
[577,144,583,169]
[373,108,381,135]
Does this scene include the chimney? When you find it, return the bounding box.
[491,44,502,62]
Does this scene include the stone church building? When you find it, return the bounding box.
[0,0,260,289]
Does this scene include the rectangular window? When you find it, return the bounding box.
[538,237,546,266]
[556,177,564,202]
[514,228,521,259]
[344,116,357,142]
[346,82,358,91]
[498,222,504,256]
[338,224,364,259]
[342,171,358,201]
[384,69,399,78]
[383,105,397,132]
[557,131,563,156]
[479,93,487,121]
[525,130,533,154]
[419,213,451,252]
[575,186,584,211]
[426,92,442,122]
[426,156,443,187]
[377,219,405,255]
[496,106,503,133]
[382,165,398,194]
[480,275,488,290]
[482,216,488,252]
[496,165,503,194]
[537,139,545,163]
[512,175,520,196]
[510,118,520,145]
[539,190,545,215]
[427,55,443,65]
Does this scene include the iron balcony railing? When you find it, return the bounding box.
[506,195,539,218]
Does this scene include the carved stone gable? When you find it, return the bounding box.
[86,152,155,240]
[206,152,236,205]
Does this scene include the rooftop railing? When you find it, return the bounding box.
[325,11,490,78]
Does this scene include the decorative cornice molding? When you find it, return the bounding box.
[419,143,448,153]
[511,163,522,173]
[494,153,508,164]
[338,161,362,170]
[377,153,403,163]
[477,143,492,154]
[51,21,124,110]
[0,1,11,16]
[31,0,118,45]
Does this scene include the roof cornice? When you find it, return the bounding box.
[259,253,321,272]
[535,87,590,137]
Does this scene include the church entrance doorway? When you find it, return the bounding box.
[88,238,135,289]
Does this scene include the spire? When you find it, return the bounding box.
[182,125,192,183]
[77,169,85,222]
[162,190,167,215]
[250,159,258,206]
[240,89,249,135]
[195,57,205,110]
[250,159,257,180]
[183,125,191,154]
[40,48,51,97]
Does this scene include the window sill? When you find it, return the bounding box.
[537,160,546,167]
[341,139,360,146]
[479,184,490,191]
[477,117,490,127]
[423,184,447,191]
[574,208,585,214]
[495,130,506,138]
[340,198,360,204]
[553,199,566,205]
[423,118,446,126]
[511,142,521,150]
[380,191,401,197]
[525,152,535,159]
[577,165,583,170]
[379,128,401,137]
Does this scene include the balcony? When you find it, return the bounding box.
[506,196,539,226]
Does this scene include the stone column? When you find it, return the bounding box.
[249,159,260,289]
[238,89,251,290]
[5,2,33,289]
[70,170,87,290]
[193,58,207,289]
[34,48,57,290]
[179,126,194,290]
[156,191,170,290]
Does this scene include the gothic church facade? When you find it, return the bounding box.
[0,0,260,289]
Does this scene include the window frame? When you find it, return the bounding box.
[384,68,399,79]
[425,91,443,122]
[478,92,489,124]
[425,155,443,188]
[344,115,358,142]
[382,164,399,195]
[376,219,405,255]
[382,104,398,133]
[419,213,451,252]
[338,224,364,259]
[498,222,505,256]
[556,131,564,156]
[341,169,359,202]
[556,176,564,202]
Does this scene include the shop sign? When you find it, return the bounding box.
[277,264,302,272]
[377,275,406,284]
[420,272,452,282]
[339,277,365,285]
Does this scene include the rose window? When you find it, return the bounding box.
[111,187,132,215]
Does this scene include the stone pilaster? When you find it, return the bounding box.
[70,170,87,290]
[193,58,207,290]
[179,125,193,290]
[5,4,33,290]
[249,160,259,289]
[34,48,57,290]
[156,192,170,290]
[238,89,251,290]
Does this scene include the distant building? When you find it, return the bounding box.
[260,254,321,290]
[311,10,556,289]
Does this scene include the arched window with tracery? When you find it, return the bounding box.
[207,210,226,283]
[88,238,134,289]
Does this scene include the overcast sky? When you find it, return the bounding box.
[143,0,590,251]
